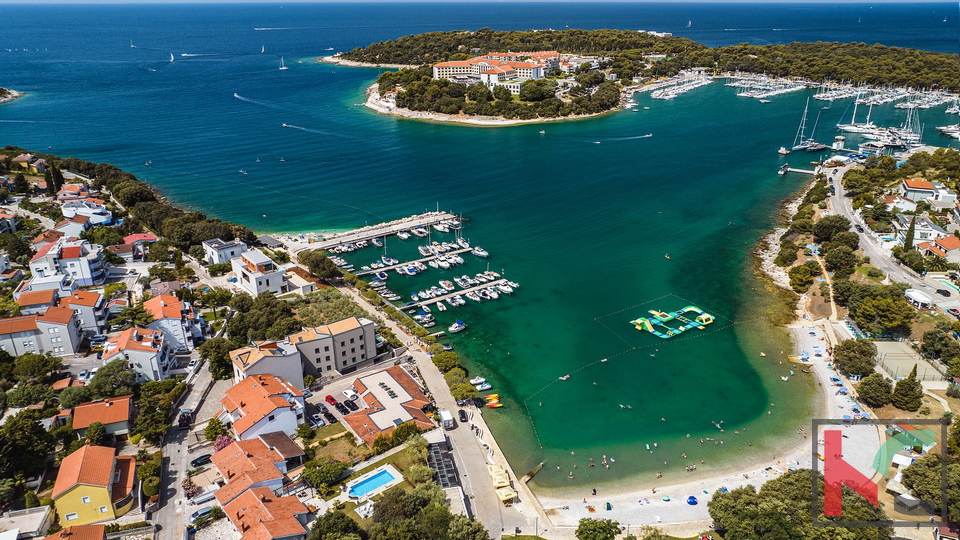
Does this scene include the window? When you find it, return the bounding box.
[314,348,320,354]
[361,353,365,360]
[81,496,91,504]
[98,506,108,513]
[341,351,346,357]
[340,341,345,347]
[65,513,78,521]
[360,344,364,350]
[324,346,330,352]
[48,328,55,334]
[351,347,355,353]
[326,365,332,371]
[351,358,356,364]
[325,355,330,361]
[268,414,275,421]
[350,337,355,344]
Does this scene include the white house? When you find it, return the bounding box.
[13,274,77,301]
[53,216,92,238]
[231,248,287,296]
[58,290,106,335]
[893,214,949,245]
[917,236,960,264]
[218,374,305,441]
[928,183,959,210]
[143,294,205,351]
[900,178,935,202]
[202,238,248,265]
[230,340,304,390]
[29,239,106,287]
[61,200,112,225]
[882,194,918,214]
[0,252,22,282]
[101,328,174,382]
[289,316,379,377]
[0,306,83,356]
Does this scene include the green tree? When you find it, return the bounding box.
[13,353,62,384]
[493,86,512,101]
[824,244,857,271]
[113,302,155,330]
[43,169,53,196]
[812,215,851,243]
[903,215,917,250]
[51,166,65,193]
[575,518,620,540]
[831,230,860,251]
[199,337,233,379]
[446,514,489,540]
[299,251,342,280]
[891,365,923,411]
[204,287,233,317]
[308,510,366,540]
[0,411,56,478]
[449,383,477,401]
[927,254,950,272]
[142,476,161,497]
[6,384,53,407]
[58,385,91,408]
[788,265,813,293]
[24,490,40,508]
[85,422,106,445]
[296,423,314,440]
[86,358,136,399]
[833,339,878,376]
[852,296,916,337]
[204,418,230,442]
[408,464,436,484]
[12,173,28,193]
[920,328,960,360]
[857,373,892,408]
[302,457,350,488]
[431,351,460,372]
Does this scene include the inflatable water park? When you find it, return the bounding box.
[630,305,715,339]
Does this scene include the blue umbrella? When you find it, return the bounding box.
[687,496,698,505]
[842,415,852,419]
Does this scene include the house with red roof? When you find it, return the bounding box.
[56,183,91,202]
[218,374,306,441]
[0,209,19,235]
[881,194,917,214]
[43,525,107,540]
[342,366,435,446]
[71,395,134,438]
[12,153,48,174]
[16,288,58,314]
[58,290,106,335]
[0,251,21,283]
[211,439,288,506]
[123,233,157,246]
[51,445,136,526]
[0,306,82,356]
[54,216,92,238]
[101,328,173,382]
[901,178,935,202]
[222,487,309,540]
[29,239,106,287]
[917,235,960,264]
[143,294,206,351]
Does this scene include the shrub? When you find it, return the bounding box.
[142,476,161,497]
[947,383,960,399]
[210,506,225,520]
[130,433,142,445]
[24,491,39,508]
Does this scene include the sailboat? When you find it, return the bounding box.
[130,40,136,48]
[686,20,692,28]
[279,57,288,70]
[261,45,265,54]
[837,100,877,133]
[169,53,174,63]
[791,98,814,151]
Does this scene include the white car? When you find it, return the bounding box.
[342,389,359,401]
[187,359,198,370]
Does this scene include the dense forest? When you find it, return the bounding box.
[343,28,960,91]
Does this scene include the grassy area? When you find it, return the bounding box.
[201,309,225,321]
[321,448,418,501]
[314,422,348,440]
[854,266,885,283]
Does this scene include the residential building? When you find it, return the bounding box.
[0,506,55,539]
[51,446,135,526]
[0,252,21,283]
[918,236,960,264]
[290,316,378,377]
[42,525,106,540]
[222,487,308,540]
[32,230,65,251]
[0,210,18,235]
[15,289,58,315]
[893,214,949,245]
[13,275,77,302]
[143,294,205,351]
[101,328,173,382]
[151,280,181,297]
[258,432,306,470]
[30,239,106,287]
[882,194,917,213]
[61,201,111,226]
[56,184,94,202]
[433,52,555,94]
[53,216,91,239]
[202,238,248,265]
[231,249,287,296]
[105,244,137,263]
[51,375,85,391]
[122,233,157,247]
[230,340,304,390]
[11,154,48,174]
[928,183,959,210]
[901,178,935,202]
[0,306,82,356]
[218,374,305,441]
[342,366,435,445]
[212,439,287,506]
[58,290,106,335]
[71,395,134,439]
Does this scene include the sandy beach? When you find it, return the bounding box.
[317,56,419,70]
[362,84,617,127]
[0,89,25,105]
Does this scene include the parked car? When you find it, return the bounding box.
[89,368,99,379]
[458,409,468,423]
[342,389,359,401]
[189,506,213,524]
[302,390,312,398]
[174,347,189,355]
[334,403,349,415]
[325,395,338,405]
[310,414,326,427]
[854,225,864,233]
[948,308,960,319]
[89,334,108,343]
[323,412,338,423]
[190,454,212,468]
[937,289,952,297]
[91,344,105,352]
[317,404,329,414]
[187,359,198,370]
[78,369,89,381]
[344,400,359,412]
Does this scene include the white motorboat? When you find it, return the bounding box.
[397,231,411,240]
[466,292,482,302]
[469,376,486,385]
[476,382,492,391]
[472,247,489,258]
[372,238,383,247]
[433,223,449,233]
[778,147,790,155]
[449,321,467,333]
[427,260,439,269]
[436,302,447,312]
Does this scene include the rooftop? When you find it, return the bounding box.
[223,487,307,540]
[343,366,433,445]
[221,374,301,437]
[212,439,285,506]
[52,445,116,498]
[43,525,106,540]
[72,395,133,430]
[104,328,164,357]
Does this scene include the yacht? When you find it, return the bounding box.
[397,231,411,240]
[472,247,489,258]
[418,246,433,257]
[279,57,289,70]
[375,271,389,281]
[433,223,449,233]
[466,291,482,302]
[457,237,470,249]
[435,302,447,312]
[778,147,790,155]
[469,376,486,385]
[427,260,439,269]
[449,321,467,333]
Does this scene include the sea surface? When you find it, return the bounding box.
[2,2,959,494]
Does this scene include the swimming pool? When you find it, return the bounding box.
[348,469,397,498]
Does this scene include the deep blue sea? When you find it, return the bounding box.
[1,2,959,493]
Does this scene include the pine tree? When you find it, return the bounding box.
[51,166,65,193]
[43,169,53,196]
[904,216,917,251]
[891,365,923,412]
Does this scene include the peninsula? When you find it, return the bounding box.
[335,28,960,125]
[0,87,24,105]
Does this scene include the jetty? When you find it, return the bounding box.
[357,247,472,276]
[784,167,817,175]
[410,279,510,308]
[291,211,457,254]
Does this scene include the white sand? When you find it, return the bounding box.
[317,56,419,70]
[0,89,24,105]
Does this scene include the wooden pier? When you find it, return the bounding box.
[292,211,457,254]
[356,248,473,276]
[409,279,510,308]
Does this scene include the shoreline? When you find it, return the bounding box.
[362,83,617,127]
[317,55,419,70]
[0,89,25,105]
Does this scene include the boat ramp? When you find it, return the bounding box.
[356,247,473,276]
[292,211,457,254]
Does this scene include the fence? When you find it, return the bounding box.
[876,354,947,381]
[106,524,156,540]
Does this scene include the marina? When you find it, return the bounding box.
[356,247,473,276]
[410,278,514,308]
[288,211,458,254]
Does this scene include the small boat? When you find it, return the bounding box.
[778,163,790,175]
[476,382,492,391]
[486,402,503,408]
[778,147,790,155]
[442,343,454,351]
[436,302,447,312]
[759,99,771,104]
[372,238,383,247]
[279,57,289,70]
[781,376,789,382]
[539,130,545,134]
[239,169,247,175]
[397,231,411,240]
[130,40,136,48]
[170,53,175,63]
[664,254,671,259]
[457,237,470,249]
[472,247,488,258]
[279,157,286,162]
[449,321,467,333]
[326,47,334,51]
[643,106,650,110]
[470,376,486,385]
[261,45,265,54]
[375,271,389,281]
[255,158,260,163]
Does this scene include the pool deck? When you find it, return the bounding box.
[345,463,403,500]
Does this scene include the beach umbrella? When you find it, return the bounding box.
[842,415,852,419]
[661,495,671,502]
[687,496,698,505]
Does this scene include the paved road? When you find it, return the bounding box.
[829,165,958,312]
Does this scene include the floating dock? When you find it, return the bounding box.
[293,212,458,254]
[356,247,473,276]
[410,279,510,308]
[630,305,714,339]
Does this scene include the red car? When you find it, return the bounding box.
[325,395,338,405]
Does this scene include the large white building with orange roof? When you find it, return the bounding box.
[230,340,304,390]
[0,305,82,356]
[143,294,206,351]
[432,51,555,94]
[218,374,306,441]
[29,238,106,287]
[101,327,174,382]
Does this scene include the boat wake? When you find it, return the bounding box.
[281,123,331,135]
[232,93,291,112]
[588,134,654,142]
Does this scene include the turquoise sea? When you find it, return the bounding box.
[2,2,959,494]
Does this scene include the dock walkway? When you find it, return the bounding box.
[785,168,817,175]
[290,212,457,254]
[411,279,509,308]
[357,247,472,276]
